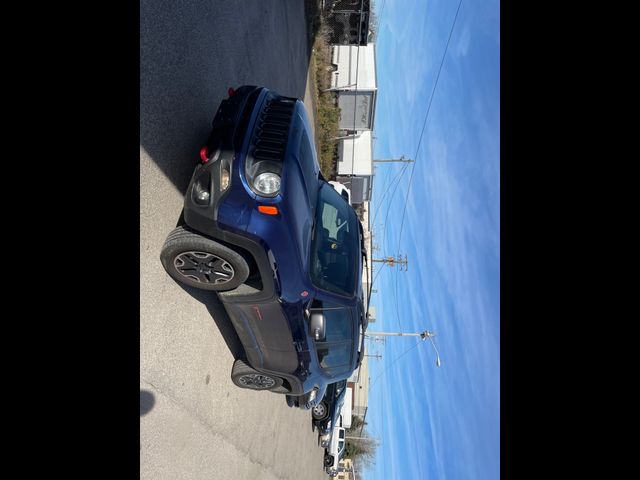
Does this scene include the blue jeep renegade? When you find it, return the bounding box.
[160,86,367,409]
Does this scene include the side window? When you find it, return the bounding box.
[309,300,353,343]
[310,183,359,297]
[311,300,354,371]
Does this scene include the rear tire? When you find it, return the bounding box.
[160,226,249,291]
[324,454,334,467]
[231,359,283,391]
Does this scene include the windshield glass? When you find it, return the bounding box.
[310,183,359,296]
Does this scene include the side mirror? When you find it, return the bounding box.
[309,313,326,341]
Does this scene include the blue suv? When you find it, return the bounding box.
[160,86,367,409]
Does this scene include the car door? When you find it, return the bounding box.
[307,300,354,377]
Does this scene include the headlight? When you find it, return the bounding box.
[254,172,281,196]
[309,388,318,402]
[246,159,282,197]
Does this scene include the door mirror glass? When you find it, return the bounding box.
[310,313,326,341]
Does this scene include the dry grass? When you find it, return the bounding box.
[309,20,341,179]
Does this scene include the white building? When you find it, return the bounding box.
[336,131,373,204]
[331,44,377,204]
[331,44,377,131]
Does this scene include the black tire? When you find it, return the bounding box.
[311,401,329,420]
[231,359,283,391]
[324,455,334,467]
[286,395,297,408]
[160,226,249,291]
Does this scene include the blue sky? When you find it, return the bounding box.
[363,1,499,479]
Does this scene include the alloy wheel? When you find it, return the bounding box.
[174,251,234,285]
[237,373,276,389]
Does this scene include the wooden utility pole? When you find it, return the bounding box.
[371,254,408,271]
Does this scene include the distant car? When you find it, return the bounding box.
[313,379,348,442]
[324,425,346,477]
[159,85,367,411]
[329,180,351,205]
[285,383,327,411]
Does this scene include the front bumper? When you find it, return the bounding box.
[319,433,331,448]
[183,86,265,237]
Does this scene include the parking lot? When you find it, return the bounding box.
[140,1,325,479]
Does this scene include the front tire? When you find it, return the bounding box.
[324,455,334,467]
[312,401,329,420]
[160,226,249,291]
[231,359,283,391]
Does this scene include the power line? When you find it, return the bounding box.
[365,162,411,308]
[368,339,421,393]
[371,161,410,227]
[393,0,465,324]
[395,0,464,254]
[380,163,410,253]
[378,0,387,23]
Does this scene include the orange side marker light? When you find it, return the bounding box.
[258,205,279,215]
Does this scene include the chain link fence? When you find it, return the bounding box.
[322,0,370,46]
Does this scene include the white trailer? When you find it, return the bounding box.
[340,387,353,429]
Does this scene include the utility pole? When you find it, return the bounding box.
[366,330,442,367]
[373,155,414,163]
[366,330,435,339]
[367,336,385,345]
[371,254,408,271]
[364,353,382,360]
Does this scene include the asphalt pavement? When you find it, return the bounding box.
[140,1,326,479]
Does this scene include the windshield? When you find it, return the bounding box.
[310,183,359,296]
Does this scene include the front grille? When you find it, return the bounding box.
[251,96,296,162]
[233,88,263,151]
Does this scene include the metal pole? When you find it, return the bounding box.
[366,330,435,338]
[373,158,415,163]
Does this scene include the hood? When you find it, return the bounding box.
[277,101,322,277]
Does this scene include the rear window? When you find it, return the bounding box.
[310,300,355,372]
[317,342,351,369]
